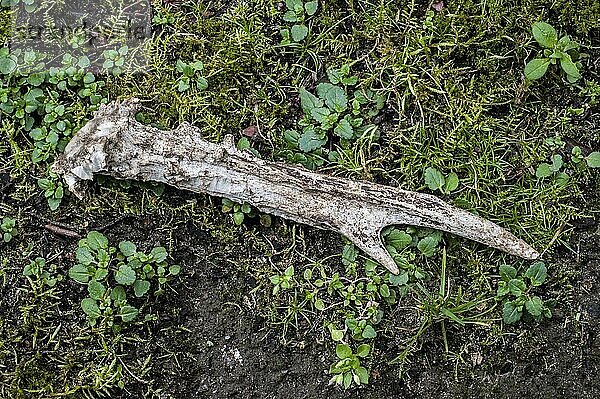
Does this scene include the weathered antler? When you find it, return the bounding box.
[53,99,539,274]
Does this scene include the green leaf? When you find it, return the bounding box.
[299,88,323,113]
[115,264,136,285]
[111,285,127,302]
[524,261,547,286]
[283,10,298,22]
[550,154,563,171]
[133,280,151,297]
[316,83,348,112]
[386,228,412,250]
[356,344,370,358]
[525,296,543,317]
[291,24,308,42]
[330,328,344,341]
[169,264,181,275]
[336,344,353,359]
[586,152,600,168]
[81,298,101,319]
[444,173,459,193]
[0,55,16,75]
[118,305,139,322]
[524,58,551,80]
[499,265,517,281]
[532,22,558,48]
[424,167,445,191]
[233,212,245,225]
[298,128,326,152]
[503,301,522,324]
[69,264,90,283]
[343,372,352,389]
[151,247,167,263]
[76,247,95,265]
[334,118,354,139]
[559,55,581,79]
[310,106,330,123]
[86,231,108,251]
[388,272,409,286]
[305,1,318,15]
[362,324,377,339]
[119,241,137,257]
[417,236,438,257]
[535,163,553,178]
[197,76,208,90]
[496,281,509,297]
[355,366,369,384]
[508,278,527,296]
[88,280,106,300]
[48,197,61,211]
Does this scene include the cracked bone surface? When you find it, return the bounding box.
[53,99,540,274]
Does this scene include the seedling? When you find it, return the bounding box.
[281,64,384,169]
[1,217,16,243]
[38,173,65,211]
[496,262,554,324]
[328,343,370,389]
[102,46,129,76]
[175,59,208,92]
[280,0,318,44]
[423,167,460,194]
[269,266,295,295]
[23,257,62,288]
[68,231,181,328]
[524,22,584,83]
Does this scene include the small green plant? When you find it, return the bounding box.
[524,22,584,83]
[280,0,318,44]
[423,167,460,194]
[102,46,129,76]
[1,217,16,242]
[496,262,554,324]
[175,59,208,92]
[1,0,38,12]
[68,231,181,328]
[328,343,370,389]
[269,265,295,295]
[280,64,384,169]
[221,198,271,226]
[38,173,65,211]
[23,257,62,287]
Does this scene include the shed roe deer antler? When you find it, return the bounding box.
[52,99,539,274]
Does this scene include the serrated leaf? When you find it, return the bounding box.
[499,264,517,281]
[524,261,547,286]
[508,278,527,296]
[299,88,323,113]
[81,298,100,319]
[503,301,522,324]
[525,296,543,317]
[305,1,318,15]
[316,83,348,112]
[151,247,167,262]
[0,55,16,75]
[169,264,181,275]
[532,22,558,48]
[524,58,550,80]
[417,236,438,257]
[133,280,151,297]
[310,106,330,122]
[424,167,445,191]
[87,280,106,300]
[76,247,95,265]
[119,241,137,257]
[291,24,308,42]
[86,231,108,251]
[386,228,412,250]
[283,10,298,22]
[115,264,136,285]
[298,128,326,152]
[334,118,354,139]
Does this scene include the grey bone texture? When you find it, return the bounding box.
[53,99,540,274]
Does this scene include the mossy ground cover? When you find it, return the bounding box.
[1,0,599,398]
